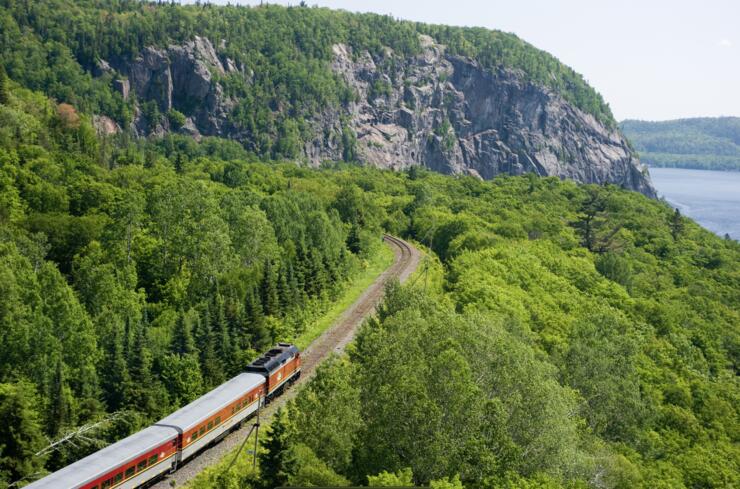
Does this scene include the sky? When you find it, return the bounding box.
[193,0,740,121]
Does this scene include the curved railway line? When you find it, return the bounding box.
[150,234,421,488]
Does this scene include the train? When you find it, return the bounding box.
[26,343,302,489]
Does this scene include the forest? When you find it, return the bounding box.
[214,168,739,489]
[621,118,740,171]
[0,1,738,488]
[1,73,737,488]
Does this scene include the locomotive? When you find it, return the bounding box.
[26,343,302,489]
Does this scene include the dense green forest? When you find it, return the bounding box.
[237,175,739,488]
[621,118,740,171]
[0,78,389,486]
[1,69,739,489]
[0,0,615,161]
[0,4,738,488]
[194,145,736,486]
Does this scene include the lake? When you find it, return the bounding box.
[649,167,740,240]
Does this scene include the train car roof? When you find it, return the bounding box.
[156,372,265,432]
[25,425,177,489]
[244,343,299,374]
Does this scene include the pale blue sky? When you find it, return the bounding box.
[190,1,740,121]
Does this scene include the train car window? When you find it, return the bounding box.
[236,401,241,410]
[215,416,221,425]
[192,430,198,440]
[199,426,205,436]
[148,454,158,465]
[125,466,135,478]
[207,421,213,430]
[138,460,147,471]
[114,472,123,483]
[101,481,110,489]
[91,486,98,489]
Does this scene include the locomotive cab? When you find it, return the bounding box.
[244,343,301,398]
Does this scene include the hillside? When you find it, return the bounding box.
[621,117,740,171]
[0,0,654,195]
[0,78,738,488]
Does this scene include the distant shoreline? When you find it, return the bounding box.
[646,162,740,172]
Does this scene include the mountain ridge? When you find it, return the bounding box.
[0,0,655,194]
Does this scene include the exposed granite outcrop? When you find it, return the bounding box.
[326,36,655,197]
[114,36,235,137]
[98,35,655,196]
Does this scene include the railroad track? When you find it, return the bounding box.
[152,235,420,488]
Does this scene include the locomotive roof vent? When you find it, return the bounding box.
[245,343,300,375]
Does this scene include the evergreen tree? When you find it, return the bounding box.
[47,356,71,437]
[126,322,165,418]
[100,324,130,412]
[260,259,279,317]
[245,286,271,351]
[212,294,237,376]
[196,306,224,389]
[0,65,9,105]
[0,382,47,486]
[171,309,197,355]
[347,224,362,255]
[670,208,684,240]
[277,263,291,312]
[306,248,328,298]
[259,408,296,489]
[573,187,622,253]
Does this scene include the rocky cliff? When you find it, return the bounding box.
[101,35,655,197]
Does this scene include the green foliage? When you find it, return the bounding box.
[0,65,9,105]
[622,117,740,171]
[0,382,47,485]
[259,408,296,489]
[0,85,385,486]
[261,168,737,489]
[289,444,351,487]
[167,109,187,130]
[0,80,737,489]
[367,468,415,487]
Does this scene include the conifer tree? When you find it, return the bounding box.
[48,356,71,437]
[0,65,9,105]
[306,248,328,298]
[261,259,280,317]
[670,208,684,240]
[171,309,197,355]
[212,294,237,376]
[259,408,296,489]
[196,307,224,389]
[244,286,271,350]
[126,322,164,418]
[0,382,47,484]
[101,324,130,411]
[277,263,291,312]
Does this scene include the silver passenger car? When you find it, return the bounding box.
[25,425,178,489]
[156,372,265,461]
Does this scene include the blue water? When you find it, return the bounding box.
[649,167,740,240]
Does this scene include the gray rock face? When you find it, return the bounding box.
[325,37,656,197]
[121,36,234,137]
[110,35,655,196]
